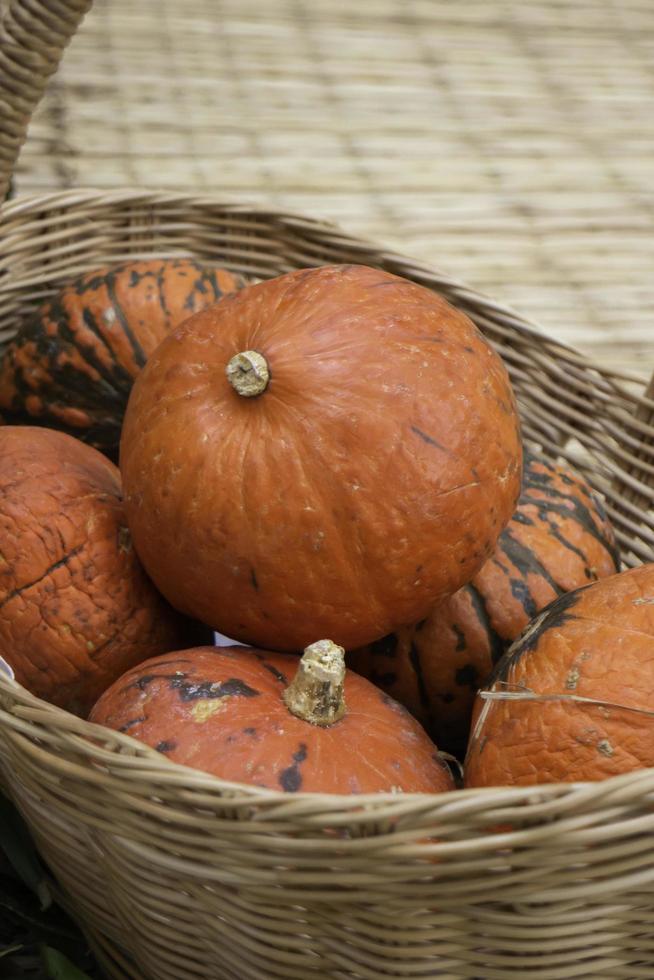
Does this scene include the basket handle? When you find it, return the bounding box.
[0,0,92,201]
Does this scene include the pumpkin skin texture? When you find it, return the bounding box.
[0,426,192,716]
[349,452,619,758]
[464,563,654,788]
[120,264,522,652]
[0,259,244,459]
[89,641,455,794]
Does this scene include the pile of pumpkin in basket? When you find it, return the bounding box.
[1,257,650,795]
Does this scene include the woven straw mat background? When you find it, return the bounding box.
[11,0,654,382]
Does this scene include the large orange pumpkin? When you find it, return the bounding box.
[0,426,193,716]
[349,452,619,757]
[464,562,654,787]
[120,264,522,651]
[89,639,455,794]
[0,259,244,458]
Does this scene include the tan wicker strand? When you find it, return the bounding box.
[2,1,654,978]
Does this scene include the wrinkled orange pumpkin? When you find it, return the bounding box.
[464,562,654,787]
[0,259,244,458]
[349,452,619,757]
[120,264,522,651]
[0,426,193,716]
[89,639,455,794]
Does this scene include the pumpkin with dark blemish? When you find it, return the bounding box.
[349,452,618,758]
[464,563,654,787]
[89,639,455,795]
[0,259,245,459]
[120,264,522,651]
[0,426,194,716]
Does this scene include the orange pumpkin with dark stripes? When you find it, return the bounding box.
[349,452,619,758]
[464,562,654,787]
[89,639,455,795]
[0,426,195,716]
[0,259,244,459]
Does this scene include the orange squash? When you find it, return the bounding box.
[120,264,522,651]
[464,562,654,787]
[89,639,455,794]
[349,452,619,757]
[0,259,244,458]
[0,426,192,716]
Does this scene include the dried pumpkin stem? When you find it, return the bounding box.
[226,350,270,397]
[283,639,346,727]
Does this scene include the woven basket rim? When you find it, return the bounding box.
[1,186,344,226]
[5,651,654,813]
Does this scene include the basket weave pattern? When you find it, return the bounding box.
[1,2,654,978]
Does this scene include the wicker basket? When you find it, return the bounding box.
[3,2,654,978]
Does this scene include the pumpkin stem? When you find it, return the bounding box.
[283,639,346,726]
[226,350,270,397]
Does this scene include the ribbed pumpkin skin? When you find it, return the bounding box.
[349,453,619,758]
[120,264,522,652]
[0,259,244,458]
[464,563,654,787]
[89,645,455,794]
[0,427,191,716]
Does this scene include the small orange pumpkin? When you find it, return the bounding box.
[0,259,244,458]
[120,264,522,652]
[464,562,654,787]
[89,639,455,794]
[0,426,192,716]
[349,452,619,757]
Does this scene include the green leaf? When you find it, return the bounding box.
[41,947,94,980]
[0,797,51,910]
